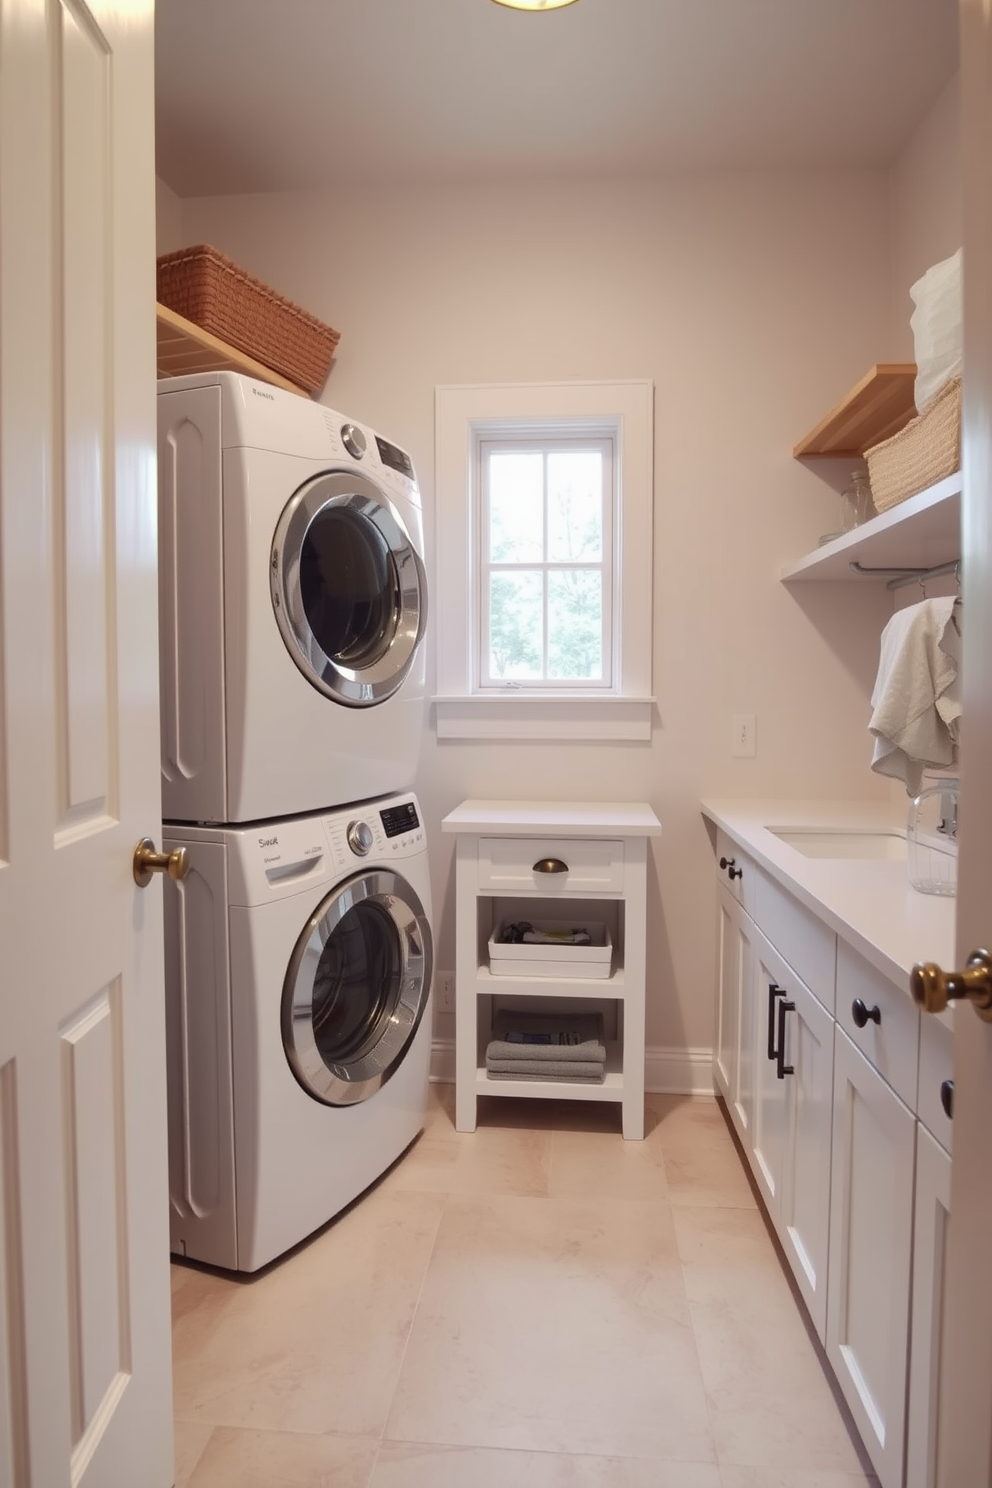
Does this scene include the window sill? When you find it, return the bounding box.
[432,694,656,741]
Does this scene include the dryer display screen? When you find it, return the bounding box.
[375,436,415,481]
[380,801,420,838]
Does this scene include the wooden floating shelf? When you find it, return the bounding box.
[793,363,918,459]
[155,302,309,398]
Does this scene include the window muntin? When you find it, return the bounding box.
[479,436,614,689]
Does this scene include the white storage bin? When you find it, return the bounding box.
[488,919,613,979]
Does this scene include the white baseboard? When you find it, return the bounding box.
[429,1039,714,1097]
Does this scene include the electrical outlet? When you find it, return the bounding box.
[732,713,756,758]
[437,972,455,1011]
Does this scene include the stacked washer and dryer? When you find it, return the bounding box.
[157,371,433,1272]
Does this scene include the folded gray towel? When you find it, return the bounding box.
[485,1056,606,1079]
[486,1067,605,1083]
[487,1010,606,1063]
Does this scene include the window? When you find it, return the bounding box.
[434,381,654,741]
[481,436,613,688]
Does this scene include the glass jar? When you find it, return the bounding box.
[840,469,874,533]
[907,780,958,896]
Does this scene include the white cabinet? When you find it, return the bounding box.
[751,925,834,1342]
[443,801,662,1141]
[708,820,952,1488]
[826,1028,916,1488]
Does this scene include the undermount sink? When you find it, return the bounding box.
[768,828,908,861]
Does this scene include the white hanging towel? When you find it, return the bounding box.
[869,596,962,795]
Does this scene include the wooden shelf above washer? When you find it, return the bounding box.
[155,302,309,398]
[793,364,918,459]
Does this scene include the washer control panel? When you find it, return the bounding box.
[346,820,374,856]
[324,795,425,867]
[340,422,367,459]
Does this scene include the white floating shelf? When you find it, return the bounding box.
[781,472,962,583]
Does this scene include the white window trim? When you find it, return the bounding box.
[434,380,655,742]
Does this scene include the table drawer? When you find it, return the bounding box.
[478,836,625,895]
[835,941,920,1110]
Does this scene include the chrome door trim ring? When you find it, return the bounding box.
[281,869,433,1106]
[271,470,427,707]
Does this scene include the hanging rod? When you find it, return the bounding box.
[849,557,961,591]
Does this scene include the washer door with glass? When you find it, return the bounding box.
[282,870,433,1106]
[271,469,427,707]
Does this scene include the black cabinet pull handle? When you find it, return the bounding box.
[776,999,796,1079]
[851,998,881,1029]
[719,856,743,881]
[767,982,786,1061]
[940,1079,954,1120]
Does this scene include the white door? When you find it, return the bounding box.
[935,2,992,1482]
[0,1,173,1485]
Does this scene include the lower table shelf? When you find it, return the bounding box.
[476,1042,624,1101]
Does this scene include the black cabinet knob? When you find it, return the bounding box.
[719,856,743,881]
[851,998,881,1029]
[940,1079,954,1120]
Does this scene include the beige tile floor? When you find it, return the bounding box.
[171,1086,878,1488]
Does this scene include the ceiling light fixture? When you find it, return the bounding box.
[490,0,580,10]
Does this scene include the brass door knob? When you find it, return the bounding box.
[911,949,992,1023]
[133,837,190,888]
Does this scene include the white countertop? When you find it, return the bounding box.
[442,800,662,837]
[700,798,956,991]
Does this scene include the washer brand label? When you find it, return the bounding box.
[251,387,275,400]
[258,835,279,847]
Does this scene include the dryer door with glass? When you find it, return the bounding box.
[271,470,426,706]
[282,868,433,1105]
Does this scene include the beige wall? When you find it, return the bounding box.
[155,175,185,256]
[890,70,962,360]
[158,76,958,1070]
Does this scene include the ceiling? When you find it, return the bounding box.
[154,0,959,199]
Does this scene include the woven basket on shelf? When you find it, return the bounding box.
[864,376,961,512]
[156,244,340,393]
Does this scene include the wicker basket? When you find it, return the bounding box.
[864,376,961,512]
[156,244,340,393]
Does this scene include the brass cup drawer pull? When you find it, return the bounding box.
[533,857,568,874]
[133,837,190,888]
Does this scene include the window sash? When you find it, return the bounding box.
[477,435,614,691]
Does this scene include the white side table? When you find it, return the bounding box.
[441,800,662,1140]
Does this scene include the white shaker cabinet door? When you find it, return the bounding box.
[750,926,834,1342]
[777,970,834,1343]
[750,928,789,1215]
[713,883,754,1145]
[826,1028,916,1488]
[906,1123,952,1488]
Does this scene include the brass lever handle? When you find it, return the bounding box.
[133,837,190,888]
[911,949,992,1024]
[533,858,568,874]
